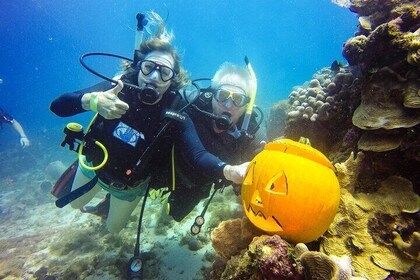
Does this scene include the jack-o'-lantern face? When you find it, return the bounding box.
[241,139,340,243]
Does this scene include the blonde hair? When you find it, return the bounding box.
[128,11,189,90]
[211,63,255,97]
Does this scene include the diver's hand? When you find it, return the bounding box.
[223,162,250,184]
[20,136,30,148]
[81,80,129,119]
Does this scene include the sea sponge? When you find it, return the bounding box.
[218,235,303,280]
[211,217,263,260]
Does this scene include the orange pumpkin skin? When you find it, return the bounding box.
[241,139,340,243]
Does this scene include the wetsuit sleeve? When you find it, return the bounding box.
[50,81,113,117]
[0,107,14,124]
[175,115,226,179]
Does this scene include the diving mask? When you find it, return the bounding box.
[138,60,175,82]
[214,88,250,108]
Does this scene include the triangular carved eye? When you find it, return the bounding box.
[251,189,263,206]
[243,160,256,186]
[265,171,288,195]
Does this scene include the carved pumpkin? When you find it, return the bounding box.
[241,139,340,243]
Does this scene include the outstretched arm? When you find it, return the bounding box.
[176,115,248,184]
[11,119,30,147]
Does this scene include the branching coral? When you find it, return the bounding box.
[392,231,420,259]
[334,151,365,194]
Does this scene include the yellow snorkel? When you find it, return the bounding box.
[241,56,257,132]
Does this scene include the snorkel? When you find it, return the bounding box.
[133,13,148,66]
[241,56,257,134]
[134,13,163,104]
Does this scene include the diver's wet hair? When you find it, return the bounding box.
[211,63,256,97]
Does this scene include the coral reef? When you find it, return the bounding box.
[334,151,365,194]
[343,2,420,70]
[392,231,420,259]
[266,100,288,140]
[245,1,420,279]
[351,66,420,130]
[321,176,420,279]
[267,1,420,194]
[211,235,303,280]
[210,217,264,260]
[269,63,362,155]
[298,248,362,280]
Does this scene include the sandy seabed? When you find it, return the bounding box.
[0,146,241,280]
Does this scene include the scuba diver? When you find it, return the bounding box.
[83,62,267,223]
[0,79,30,148]
[0,108,31,148]
[49,13,248,234]
[160,62,267,222]
[0,108,30,148]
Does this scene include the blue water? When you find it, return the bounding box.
[0,0,357,146]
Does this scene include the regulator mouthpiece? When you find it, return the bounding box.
[214,112,232,131]
[139,84,160,104]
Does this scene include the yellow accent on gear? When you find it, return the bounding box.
[71,114,109,171]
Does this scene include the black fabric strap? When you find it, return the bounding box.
[55,176,99,208]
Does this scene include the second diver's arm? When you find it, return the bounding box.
[176,115,248,184]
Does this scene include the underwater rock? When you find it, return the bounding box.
[252,235,302,280]
[39,180,53,193]
[210,217,262,260]
[45,160,67,182]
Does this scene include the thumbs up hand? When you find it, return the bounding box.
[82,80,129,119]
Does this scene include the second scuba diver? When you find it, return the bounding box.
[49,20,249,234]
[158,62,267,221]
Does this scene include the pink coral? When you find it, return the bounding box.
[252,235,303,280]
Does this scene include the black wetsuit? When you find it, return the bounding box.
[0,108,14,126]
[153,89,267,221]
[50,70,227,190]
